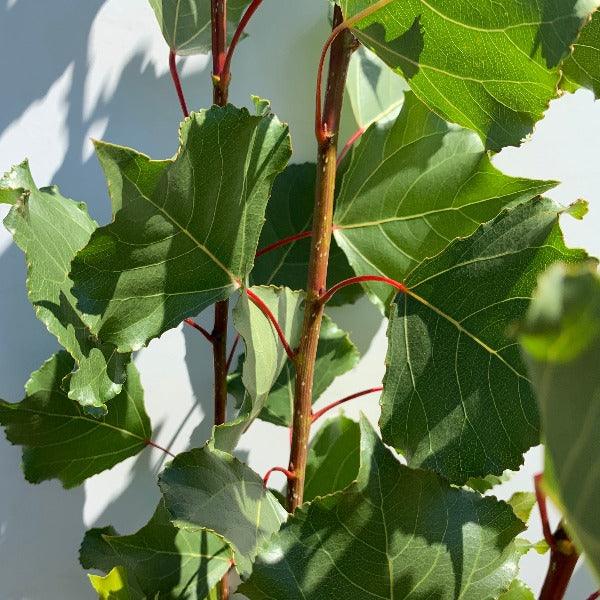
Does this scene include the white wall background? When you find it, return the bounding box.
[0,1,598,598]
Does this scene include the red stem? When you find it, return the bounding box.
[319,275,407,305]
[263,466,296,487]
[535,473,557,551]
[226,333,240,371]
[587,593,600,600]
[311,386,383,423]
[184,318,215,343]
[221,0,264,85]
[169,50,189,118]
[255,230,314,258]
[145,439,175,458]
[245,289,296,360]
[337,125,366,166]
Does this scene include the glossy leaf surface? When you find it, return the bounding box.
[71,105,291,352]
[381,200,587,484]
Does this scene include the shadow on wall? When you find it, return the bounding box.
[0,1,333,598]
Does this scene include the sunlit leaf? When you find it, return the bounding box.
[242,417,524,599]
[70,105,291,352]
[81,501,232,599]
[381,199,588,484]
[562,10,600,96]
[333,93,555,308]
[1,161,129,413]
[340,0,597,150]
[0,352,150,488]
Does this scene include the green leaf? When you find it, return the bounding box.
[80,501,232,599]
[465,471,512,493]
[70,105,291,353]
[148,0,252,56]
[251,163,361,306]
[520,262,600,581]
[333,93,556,308]
[242,416,524,600]
[88,566,134,600]
[0,352,151,488]
[508,492,537,525]
[1,161,129,414]
[159,444,287,577]
[346,45,407,129]
[229,314,359,428]
[380,199,588,485]
[304,415,360,502]
[339,0,597,150]
[562,10,600,96]
[498,579,535,600]
[214,286,304,451]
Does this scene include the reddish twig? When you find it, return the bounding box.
[169,50,190,118]
[226,333,241,371]
[263,466,296,487]
[535,473,557,551]
[587,592,600,600]
[314,0,394,143]
[221,0,264,85]
[246,289,296,360]
[539,522,579,600]
[255,230,313,258]
[184,318,215,343]
[337,125,366,166]
[311,386,383,423]
[145,439,175,458]
[319,275,406,305]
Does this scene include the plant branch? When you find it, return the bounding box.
[246,289,296,360]
[263,466,296,487]
[311,386,383,423]
[587,592,600,600]
[221,0,264,86]
[145,439,175,458]
[255,230,314,258]
[538,522,579,600]
[535,473,557,551]
[287,6,356,512]
[319,274,406,305]
[184,318,215,343]
[211,0,229,106]
[169,50,190,118]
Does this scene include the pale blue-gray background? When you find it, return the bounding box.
[0,1,598,598]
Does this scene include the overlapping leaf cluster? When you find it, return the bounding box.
[2,0,600,598]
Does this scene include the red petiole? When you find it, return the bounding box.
[535,473,557,550]
[184,318,215,343]
[168,50,189,118]
[145,439,175,458]
[319,275,407,305]
[311,387,383,423]
[263,466,296,487]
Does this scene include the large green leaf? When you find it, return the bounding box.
[251,163,361,306]
[70,105,291,353]
[304,415,360,502]
[213,286,304,451]
[159,444,287,577]
[0,352,151,488]
[148,0,252,55]
[242,417,524,600]
[520,263,600,580]
[1,161,129,414]
[346,45,407,129]
[80,501,232,599]
[339,0,597,150]
[562,10,600,96]
[228,314,359,428]
[380,199,588,485]
[333,93,555,308]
